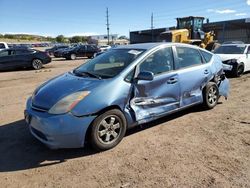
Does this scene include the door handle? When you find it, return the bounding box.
[167,78,178,84]
[204,70,209,74]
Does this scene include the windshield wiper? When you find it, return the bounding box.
[73,70,102,79]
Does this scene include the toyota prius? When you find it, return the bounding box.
[25,43,230,150]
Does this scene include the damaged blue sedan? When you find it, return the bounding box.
[25,43,230,150]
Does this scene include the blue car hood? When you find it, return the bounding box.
[32,72,102,110]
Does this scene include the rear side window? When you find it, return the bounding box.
[0,50,14,56]
[15,50,29,55]
[87,45,93,51]
[176,47,202,69]
[0,50,9,57]
[200,50,212,63]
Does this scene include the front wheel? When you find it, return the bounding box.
[90,109,127,151]
[203,82,219,109]
[32,59,43,70]
[233,63,244,77]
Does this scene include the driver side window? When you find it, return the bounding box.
[139,47,174,75]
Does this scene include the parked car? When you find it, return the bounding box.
[62,44,100,60]
[99,45,111,52]
[45,45,69,56]
[93,45,117,58]
[0,48,51,70]
[25,43,229,150]
[214,44,250,77]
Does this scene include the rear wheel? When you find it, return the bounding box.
[203,82,219,109]
[70,53,76,60]
[90,109,127,151]
[32,59,43,70]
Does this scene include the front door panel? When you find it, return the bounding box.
[130,72,180,123]
[130,46,180,123]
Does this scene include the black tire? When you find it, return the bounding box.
[90,109,127,151]
[233,63,244,77]
[203,82,219,109]
[32,59,43,70]
[70,53,76,60]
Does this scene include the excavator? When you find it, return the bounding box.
[160,16,218,51]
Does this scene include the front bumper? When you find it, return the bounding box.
[25,98,96,149]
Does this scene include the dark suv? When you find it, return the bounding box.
[62,45,100,60]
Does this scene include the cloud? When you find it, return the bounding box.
[207,9,215,13]
[247,0,250,5]
[235,13,247,16]
[207,9,236,14]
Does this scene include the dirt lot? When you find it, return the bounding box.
[0,58,249,188]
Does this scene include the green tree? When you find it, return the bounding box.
[118,35,128,40]
[4,34,14,39]
[69,36,82,43]
[46,36,55,42]
[56,35,65,43]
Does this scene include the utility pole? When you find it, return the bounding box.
[106,8,110,45]
[151,13,154,42]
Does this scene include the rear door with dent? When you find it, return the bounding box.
[174,46,212,107]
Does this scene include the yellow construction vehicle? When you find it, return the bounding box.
[160,16,218,51]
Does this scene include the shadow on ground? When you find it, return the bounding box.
[0,105,211,172]
[52,57,88,61]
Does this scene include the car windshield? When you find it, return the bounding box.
[214,45,246,54]
[73,49,145,79]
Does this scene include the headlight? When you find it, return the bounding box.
[48,91,90,114]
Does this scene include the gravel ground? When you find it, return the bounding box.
[0,58,249,188]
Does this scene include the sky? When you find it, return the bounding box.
[0,0,250,37]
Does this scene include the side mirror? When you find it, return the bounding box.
[136,71,154,81]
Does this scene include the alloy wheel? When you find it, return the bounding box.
[32,59,42,70]
[207,86,218,105]
[97,115,122,145]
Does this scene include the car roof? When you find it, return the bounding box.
[115,42,206,52]
[220,44,249,46]
[7,48,32,50]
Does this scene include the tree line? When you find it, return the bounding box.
[0,34,90,43]
[0,34,128,43]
